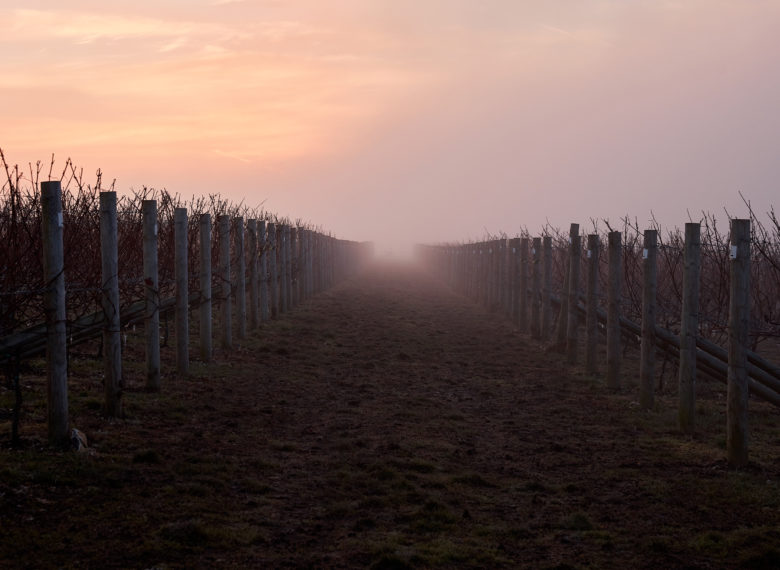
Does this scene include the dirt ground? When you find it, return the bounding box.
[1,261,779,569]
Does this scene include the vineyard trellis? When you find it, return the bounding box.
[417,208,780,468]
[0,152,373,448]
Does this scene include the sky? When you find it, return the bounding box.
[2,0,779,255]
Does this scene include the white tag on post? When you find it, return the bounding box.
[587,249,592,259]
[643,248,648,259]
[57,212,63,227]
[730,245,738,259]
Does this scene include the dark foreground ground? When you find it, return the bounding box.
[1,262,779,569]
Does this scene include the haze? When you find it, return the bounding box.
[3,1,779,255]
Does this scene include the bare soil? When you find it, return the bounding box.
[2,261,779,569]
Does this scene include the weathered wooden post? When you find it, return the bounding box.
[142,200,161,389]
[41,181,68,446]
[541,236,553,342]
[267,222,278,318]
[727,219,751,466]
[285,225,293,310]
[174,207,189,375]
[234,217,247,339]
[100,192,123,417]
[679,223,700,432]
[248,219,259,329]
[218,214,232,350]
[606,230,622,389]
[199,214,212,362]
[498,239,508,315]
[291,227,299,308]
[519,237,530,333]
[531,237,542,339]
[565,232,582,364]
[279,225,289,314]
[640,230,658,410]
[555,224,578,349]
[585,234,599,375]
[259,220,269,321]
[508,238,520,325]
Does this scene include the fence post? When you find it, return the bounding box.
[606,230,622,389]
[585,234,599,375]
[259,220,269,321]
[218,215,232,349]
[519,237,530,333]
[234,217,246,340]
[142,200,161,389]
[291,227,299,308]
[679,223,700,432]
[174,208,189,375]
[640,229,658,410]
[555,224,578,349]
[279,225,289,314]
[41,181,68,447]
[199,214,212,362]
[100,192,123,417]
[248,219,259,329]
[285,225,293,311]
[541,236,553,342]
[508,238,520,325]
[267,222,278,318]
[727,219,751,466]
[531,237,541,339]
[566,233,582,364]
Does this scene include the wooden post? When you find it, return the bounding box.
[679,223,700,432]
[199,214,212,362]
[509,238,520,325]
[640,230,658,410]
[142,200,161,389]
[541,236,553,342]
[218,214,232,349]
[285,225,293,311]
[41,181,68,447]
[234,217,247,339]
[555,224,578,348]
[100,192,123,417]
[519,237,530,333]
[248,219,259,329]
[606,230,621,389]
[531,237,541,339]
[727,219,751,466]
[585,234,599,375]
[259,220,269,321]
[291,227,299,308]
[174,207,189,375]
[279,225,289,314]
[566,233,582,364]
[267,222,278,318]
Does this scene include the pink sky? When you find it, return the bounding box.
[2,1,779,254]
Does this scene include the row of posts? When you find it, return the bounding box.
[40,181,372,448]
[417,219,753,467]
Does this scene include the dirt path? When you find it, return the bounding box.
[2,261,779,568]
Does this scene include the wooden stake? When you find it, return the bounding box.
[606,231,621,390]
[679,223,700,432]
[142,200,161,388]
[41,181,68,447]
[727,219,751,466]
[640,230,658,410]
[174,207,188,375]
[218,215,232,349]
[199,214,212,362]
[585,234,599,375]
